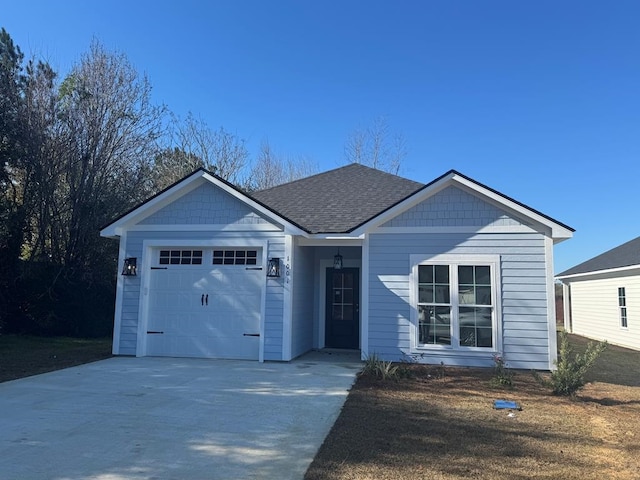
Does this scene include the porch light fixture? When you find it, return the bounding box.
[333,249,343,270]
[122,257,137,276]
[267,257,281,277]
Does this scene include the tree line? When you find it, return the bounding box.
[0,28,406,337]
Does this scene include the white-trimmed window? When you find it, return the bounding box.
[413,255,499,350]
[619,287,628,328]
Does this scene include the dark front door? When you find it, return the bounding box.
[325,268,359,349]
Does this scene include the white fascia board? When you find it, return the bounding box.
[351,172,573,242]
[372,225,539,235]
[100,170,307,238]
[297,236,364,247]
[556,264,640,282]
[126,223,283,233]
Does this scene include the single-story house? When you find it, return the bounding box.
[100,164,573,369]
[556,236,640,350]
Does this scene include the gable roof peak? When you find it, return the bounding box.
[254,162,413,194]
[251,163,424,233]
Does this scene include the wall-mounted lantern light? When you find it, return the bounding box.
[333,250,343,270]
[267,257,281,277]
[122,257,137,276]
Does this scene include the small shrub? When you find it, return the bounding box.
[362,353,400,381]
[547,331,607,396]
[490,353,514,388]
[362,352,381,375]
[377,360,400,380]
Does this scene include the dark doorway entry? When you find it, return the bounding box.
[325,267,359,349]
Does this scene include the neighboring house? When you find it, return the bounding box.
[100,164,573,369]
[556,236,640,350]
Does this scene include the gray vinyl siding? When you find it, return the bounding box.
[382,186,525,228]
[139,183,274,226]
[263,238,285,360]
[117,232,145,355]
[116,230,286,359]
[367,232,550,369]
[291,242,315,358]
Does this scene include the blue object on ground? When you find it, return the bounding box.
[494,399,521,410]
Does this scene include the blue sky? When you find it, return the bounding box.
[3,1,639,273]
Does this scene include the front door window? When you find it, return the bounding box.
[326,268,359,349]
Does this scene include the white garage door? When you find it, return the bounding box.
[145,248,263,360]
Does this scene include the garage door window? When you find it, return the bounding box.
[159,250,203,265]
[213,249,258,265]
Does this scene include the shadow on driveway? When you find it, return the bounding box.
[0,354,361,480]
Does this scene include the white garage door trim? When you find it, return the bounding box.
[137,239,269,362]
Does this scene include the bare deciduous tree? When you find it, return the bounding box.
[344,116,407,175]
[246,140,318,191]
[154,112,248,189]
[151,147,204,190]
[52,40,165,268]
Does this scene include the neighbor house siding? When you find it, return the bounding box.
[290,241,315,359]
[569,275,640,350]
[367,232,551,369]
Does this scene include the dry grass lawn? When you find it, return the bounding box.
[0,335,112,383]
[306,334,640,480]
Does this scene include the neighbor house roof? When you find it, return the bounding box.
[251,163,424,234]
[557,235,640,278]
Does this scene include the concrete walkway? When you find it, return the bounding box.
[0,352,361,480]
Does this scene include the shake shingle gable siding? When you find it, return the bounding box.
[140,183,271,226]
[381,186,525,228]
[251,164,424,233]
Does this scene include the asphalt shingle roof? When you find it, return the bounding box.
[557,235,640,277]
[251,163,424,233]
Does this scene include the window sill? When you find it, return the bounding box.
[413,345,497,355]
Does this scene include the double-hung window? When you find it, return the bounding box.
[413,255,499,350]
[619,287,628,328]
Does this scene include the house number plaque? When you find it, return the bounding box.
[285,256,291,284]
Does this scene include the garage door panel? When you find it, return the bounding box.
[150,335,259,359]
[146,253,262,360]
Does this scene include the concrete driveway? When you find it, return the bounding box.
[0,351,361,480]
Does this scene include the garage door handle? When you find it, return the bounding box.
[147,331,164,334]
[201,294,208,306]
[243,333,260,337]
[246,267,262,270]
